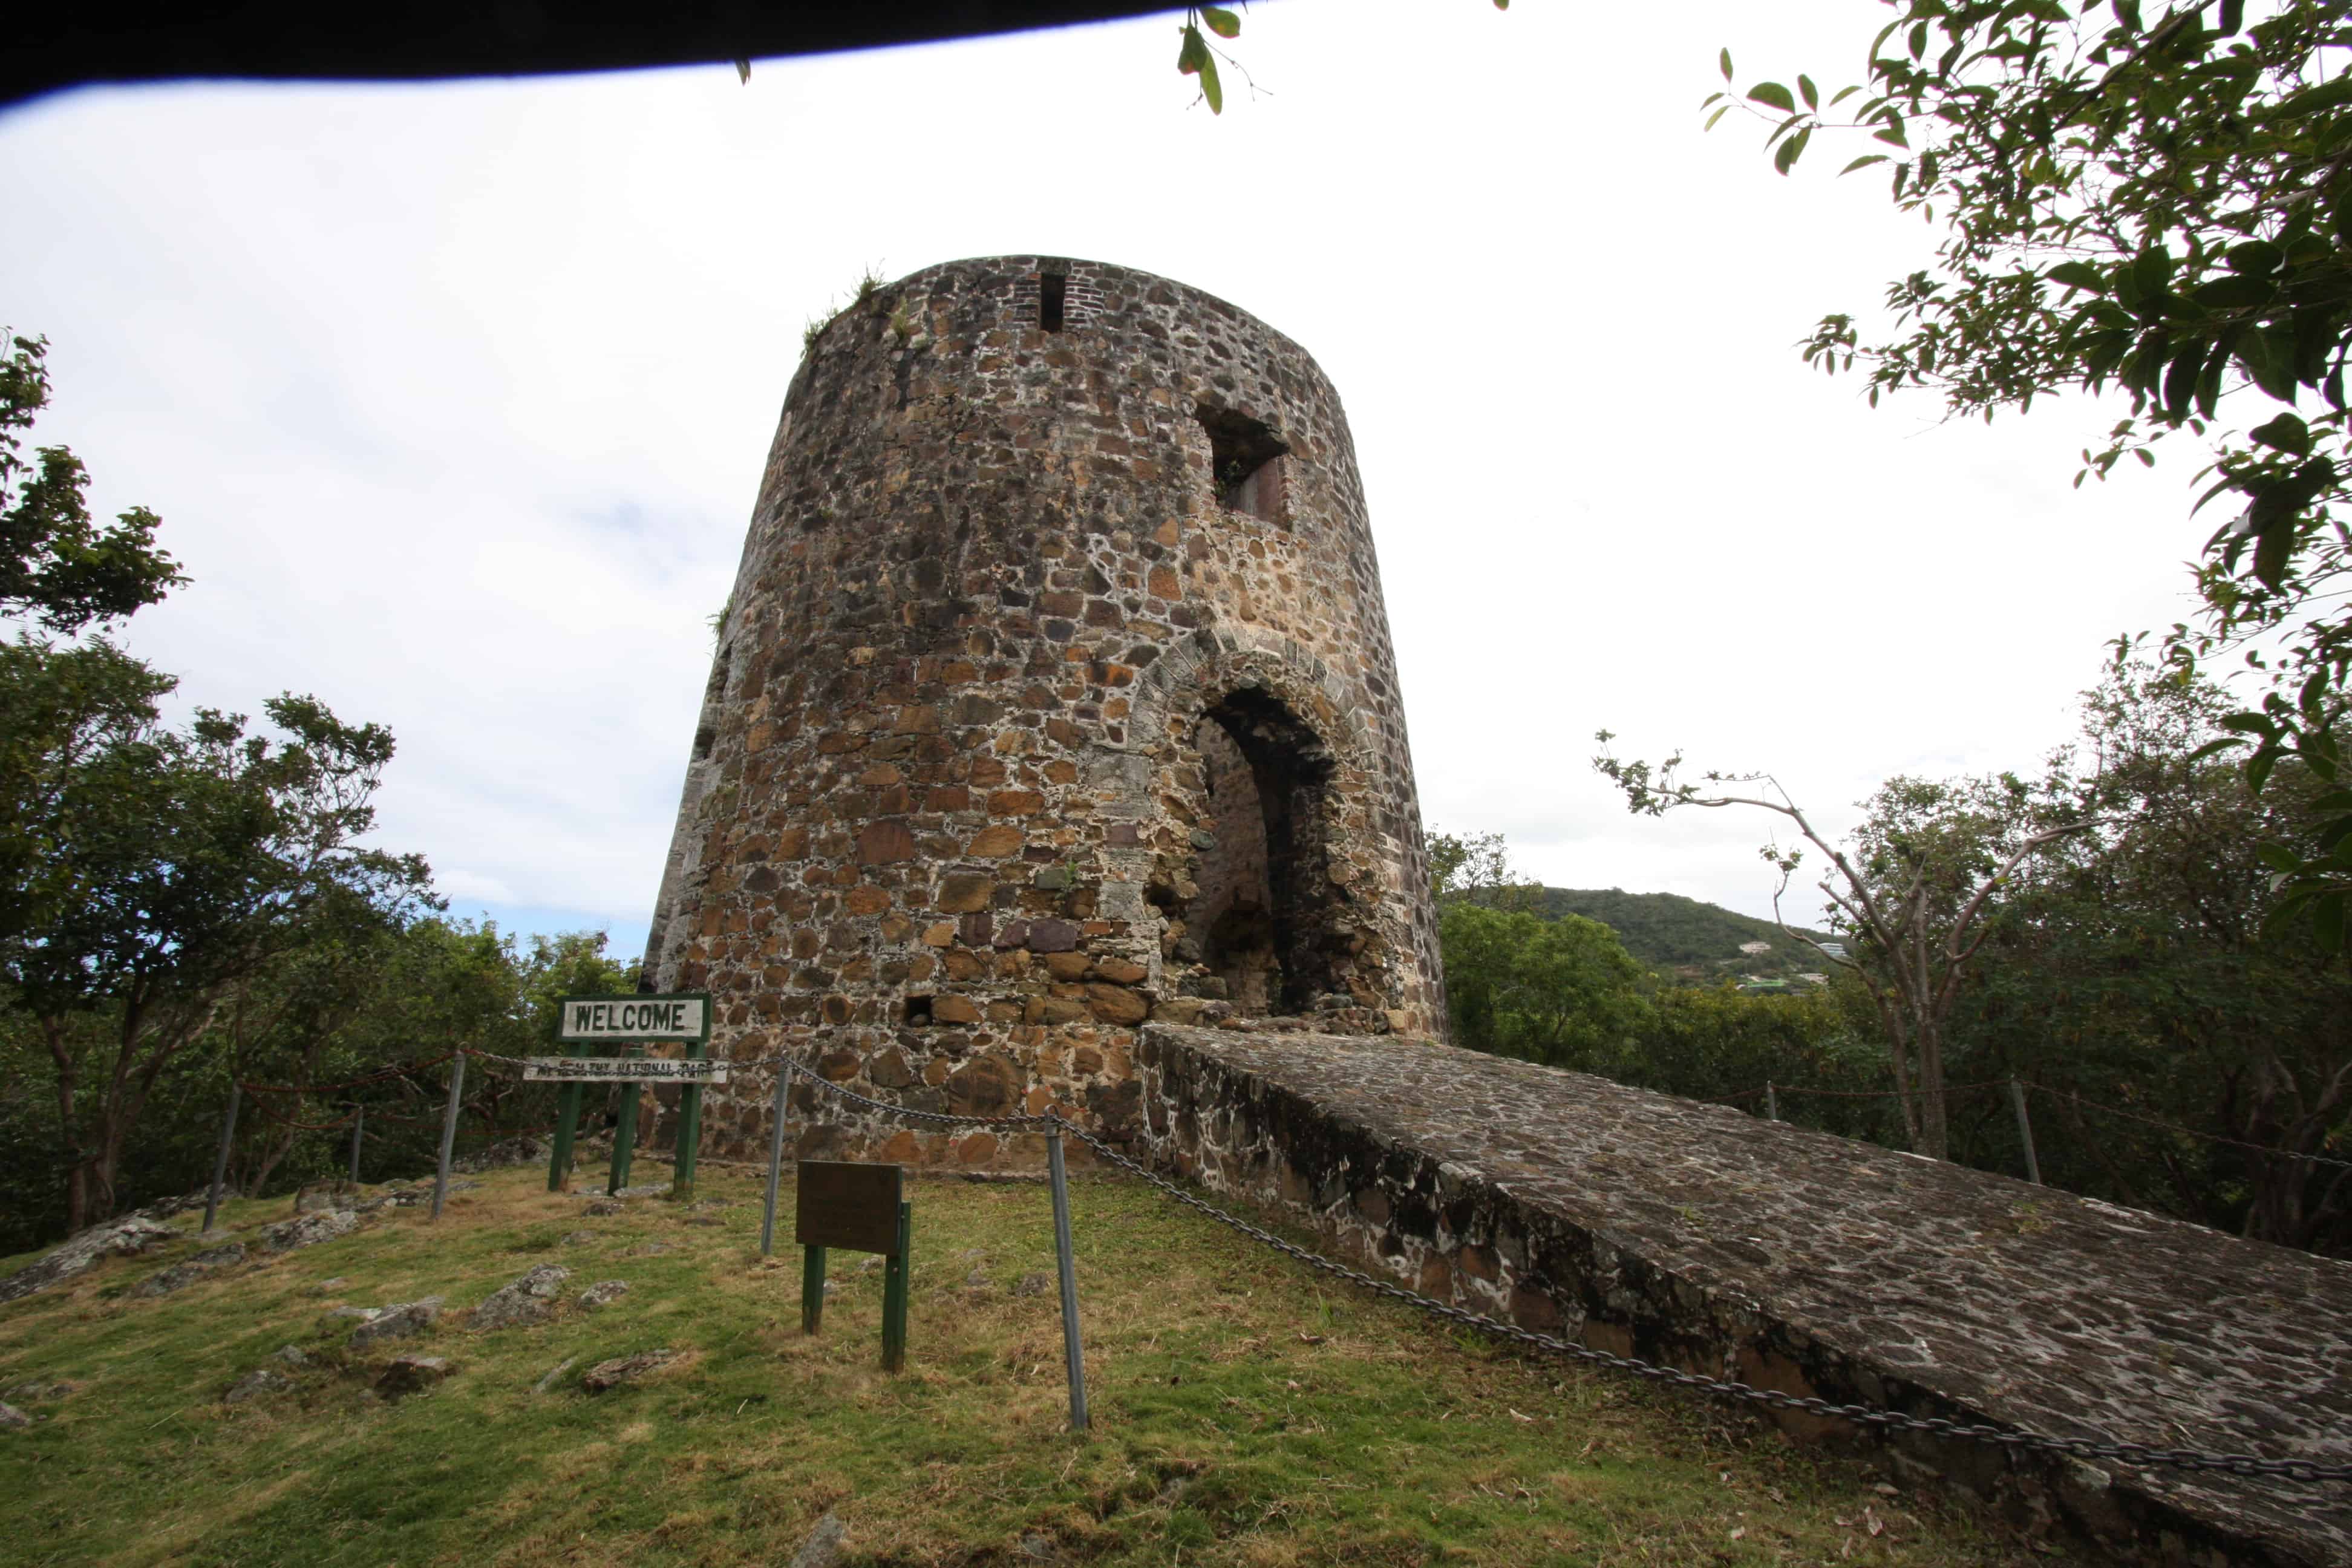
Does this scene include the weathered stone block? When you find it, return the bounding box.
[936,874,993,913]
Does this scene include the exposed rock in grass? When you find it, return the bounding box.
[348,1296,442,1348]
[470,1266,571,1330]
[560,1230,598,1246]
[136,1241,248,1298]
[223,1369,292,1405]
[271,1345,309,1367]
[1013,1272,1050,1298]
[581,1200,625,1217]
[624,1242,670,1256]
[356,1191,423,1214]
[375,1355,451,1400]
[531,1356,578,1394]
[575,1280,629,1311]
[0,1214,177,1304]
[257,1209,358,1254]
[453,1135,546,1174]
[0,1403,28,1429]
[612,1184,668,1198]
[789,1511,845,1568]
[318,1306,379,1330]
[580,1348,674,1392]
[293,1181,361,1214]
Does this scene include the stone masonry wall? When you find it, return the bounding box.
[1132,1024,2352,1568]
[637,257,1445,1167]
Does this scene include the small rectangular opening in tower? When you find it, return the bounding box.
[903,995,933,1025]
[1039,273,1067,333]
[1197,405,1291,524]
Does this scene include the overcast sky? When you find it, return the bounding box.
[1,1,2215,961]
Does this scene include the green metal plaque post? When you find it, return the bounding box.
[881,1201,912,1373]
[670,1040,705,1203]
[547,1082,582,1192]
[801,1246,828,1334]
[610,1080,641,1195]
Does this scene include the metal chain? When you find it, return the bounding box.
[2036,1086,2352,1172]
[778,1060,2349,1486]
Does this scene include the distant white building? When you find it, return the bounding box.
[1738,940,1772,956]
[1818,941,1848,959]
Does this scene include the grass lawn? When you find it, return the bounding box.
[0,1161,2070,1566]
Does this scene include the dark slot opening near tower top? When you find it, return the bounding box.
[1039,272,1067,333]
[1196,405,1289,523]
[1180,689,1342,1016]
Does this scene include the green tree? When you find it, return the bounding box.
[1593,736,2099,1160]
[1,332,181,632]
[1945,659,2351,1250]
[1707,1,2352,943]
[1439,901,1651,1067]
[9,693,433,1232]
[1425,826,1537,906]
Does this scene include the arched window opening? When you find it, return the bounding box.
[1178,689,1339,1015]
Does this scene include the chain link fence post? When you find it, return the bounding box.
[1047,1120,1091,1430]
[431,1051,466,1221]
[760,1064,792,1255]
[202,1082,241,1233]
[2009,1077,2042,1185]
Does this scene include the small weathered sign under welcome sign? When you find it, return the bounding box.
[523,1056,730,1084]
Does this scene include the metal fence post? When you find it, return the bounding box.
[347,1104,364,1186]
[431,1051,466,1221]
[760,1065,791,1255]
[202,1083,241,1233]
[2009,1076,2042,1185]
[1047,1121,1089,1431]
[1765,1081,1779,1122]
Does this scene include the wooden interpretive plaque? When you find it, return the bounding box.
[795,1161,905,1255]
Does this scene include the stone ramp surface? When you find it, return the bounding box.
[1132,1025,2352,1567]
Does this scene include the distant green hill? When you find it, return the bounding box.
[1532,888,1840,986]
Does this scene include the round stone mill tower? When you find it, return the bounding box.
[641,255,1444,1166]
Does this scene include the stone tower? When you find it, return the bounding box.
[641,255,1443,1164]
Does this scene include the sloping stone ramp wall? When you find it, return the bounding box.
[1131,1024,2352,1568]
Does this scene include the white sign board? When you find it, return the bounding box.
[556,995,709,1044]
[523,1057,732,1084]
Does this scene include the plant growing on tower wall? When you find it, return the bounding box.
[1593,734,2100,1160]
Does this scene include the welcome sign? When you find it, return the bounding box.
[554,993,711,1044]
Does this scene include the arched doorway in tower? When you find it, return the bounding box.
[1179,688,1342,1016]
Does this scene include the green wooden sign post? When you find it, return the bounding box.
[795,1160,912,1372]
[609,1070,641,1193]
[538,992,713,1197]
[671,1037,706,1203]
[546,1082,582,1192]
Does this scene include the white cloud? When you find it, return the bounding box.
[0,1,2223,946]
